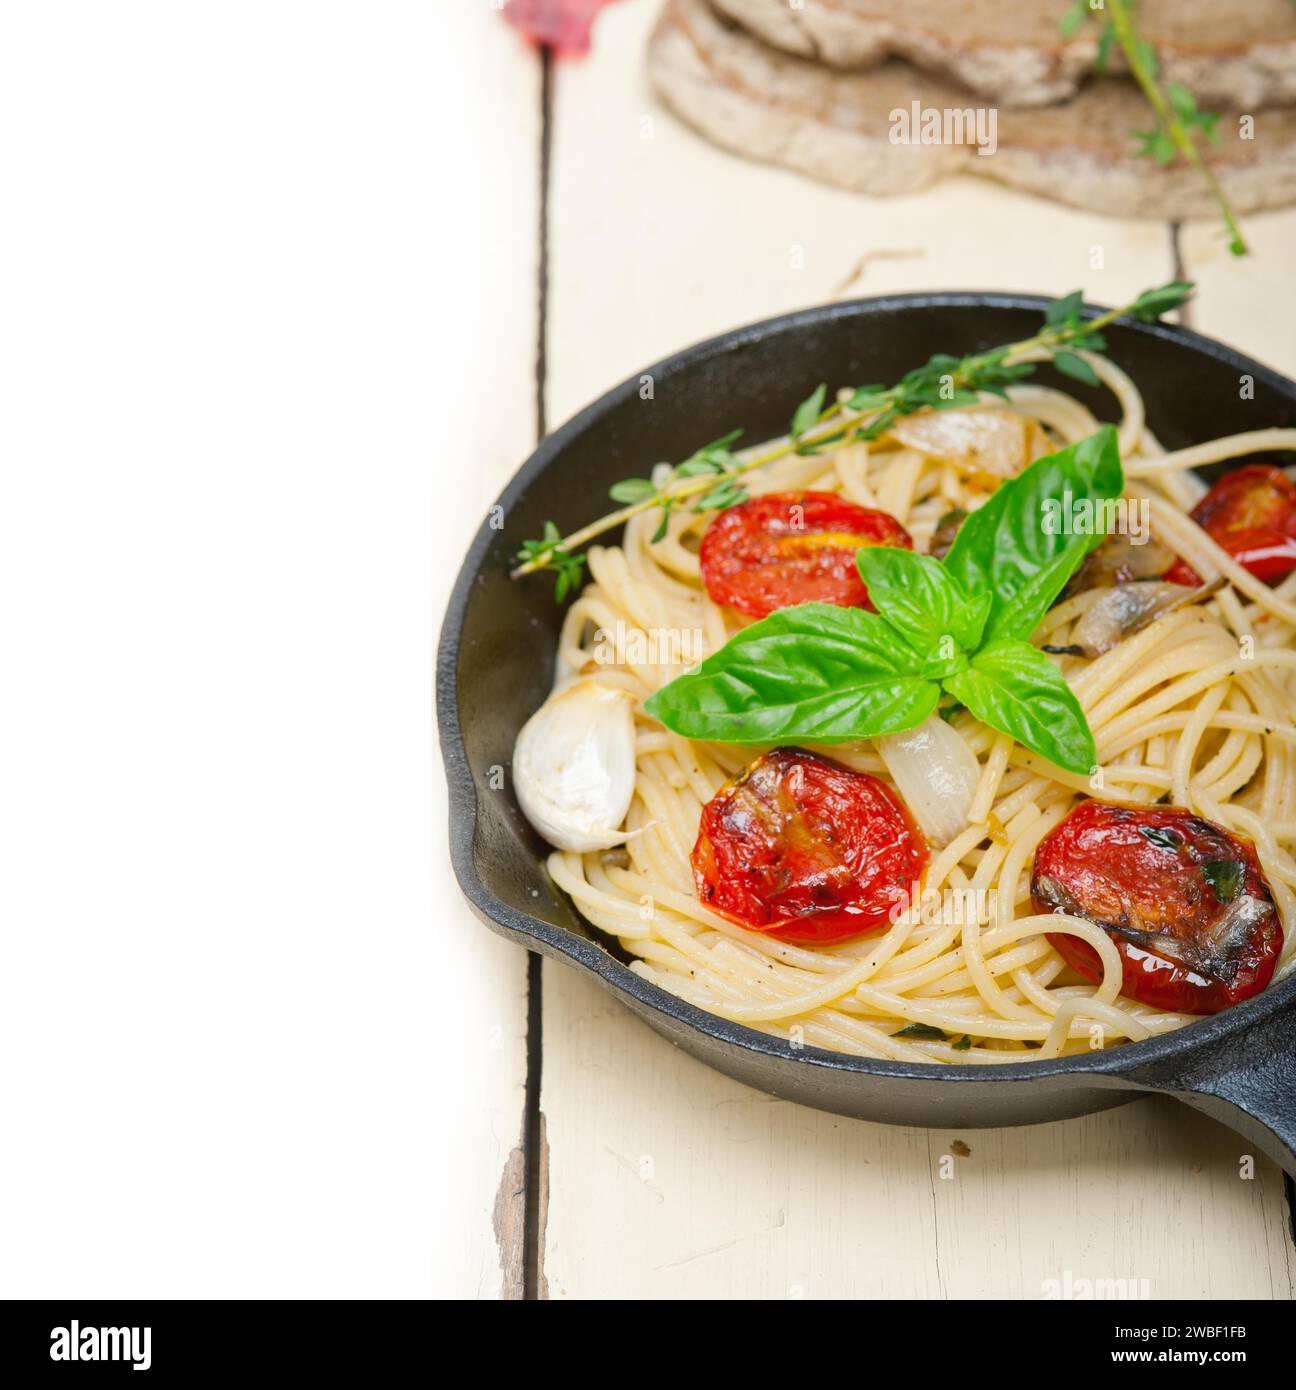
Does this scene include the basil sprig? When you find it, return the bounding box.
[639,602,942,743]
[643,427,1123,776]
[942,427,1123,645]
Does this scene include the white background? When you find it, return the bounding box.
[0,2,519,1296]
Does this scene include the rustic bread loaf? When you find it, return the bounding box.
[649,0,1296,219]
[710,0,1296,110]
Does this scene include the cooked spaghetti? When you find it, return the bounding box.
[531,354,1296,1063]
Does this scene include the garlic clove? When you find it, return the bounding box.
[513,678,638,852]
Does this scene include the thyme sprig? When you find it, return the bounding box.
[511,280,1195,594]
[1060,0,1247,256]
[514,521,589,602]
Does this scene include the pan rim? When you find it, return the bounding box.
[437,290,1296,1087]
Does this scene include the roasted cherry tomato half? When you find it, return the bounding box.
[1031,800,1282,1015]
[1164,463,1296,588]
[692,747,929,946]
[698,491,912,619]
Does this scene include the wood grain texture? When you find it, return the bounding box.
[1178,214,1296,376]
[429,3,537,1299]
[542,966,1295,1298]
[545,0,1168,427]
[537,0,1296,1300]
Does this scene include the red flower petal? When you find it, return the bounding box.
[503,0,621,55]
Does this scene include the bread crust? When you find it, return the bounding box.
[710,0,1296,110]
[649,0,1296,220]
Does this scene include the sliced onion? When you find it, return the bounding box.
[1069,532,1176,591]
[1066,579,1221,658]
[887,408,1048,487]
[875,714,980,848]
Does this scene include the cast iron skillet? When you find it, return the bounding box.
[438,294,1296,1173]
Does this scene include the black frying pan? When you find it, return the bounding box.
[437,294,1296,1174]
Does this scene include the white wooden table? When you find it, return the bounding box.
[449,0,1296,1299]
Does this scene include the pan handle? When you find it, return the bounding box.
[1117,1005,1296,1178]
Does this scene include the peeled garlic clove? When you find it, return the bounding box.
[513,678,637,852]
[876,714,980,847]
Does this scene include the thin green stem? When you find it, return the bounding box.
[511,289,1179,580]
[1106,0,1247,256]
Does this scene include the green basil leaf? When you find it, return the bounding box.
[894,1023,948,1041]
[854,547,991,656]
[943,641,1097,775]
[990,532,1092,644]
[1202,858,1243,904]
[941,426,1123,645]
[643,602,938,744]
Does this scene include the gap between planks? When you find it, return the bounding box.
[488,35,555,1304]
[521,43,556,1304]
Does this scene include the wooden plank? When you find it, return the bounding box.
[543,966,1294,1298]
[1178,213,1296,376]
[545,1,1167,426]
[428,4,539,1299]
[538,0,1296,1299]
